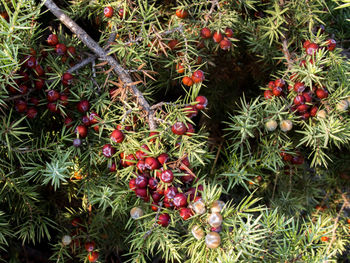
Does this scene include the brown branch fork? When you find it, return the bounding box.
[43,0,157,130]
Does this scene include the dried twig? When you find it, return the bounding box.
[44,0,156,130]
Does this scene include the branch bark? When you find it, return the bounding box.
[43,0,156,130]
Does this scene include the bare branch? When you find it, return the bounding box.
[43,0,156,130]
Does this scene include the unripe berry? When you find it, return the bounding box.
[336,100,349,112]
[265,119,277,132]
[280,120,293,132]
[130,207,144,219]
[326,39,336,51]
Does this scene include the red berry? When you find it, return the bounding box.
[88,251,99,262]
[35,79,45,90]
[176,63,185,74]
[18,85,28,94]
[303,40,311,49]
[326,39,336,51]
[179,207,193,220]
[129,178,136,191]
[148,177,158,190]
[264,90,273,99]
[55,43,67,56]
[26,107,38,119]
[200,28,212,39]
[182,76,193,87]
[29,97,39,106]
[268,81,275,90]
[274,79,285,88]
[136,160,146,172]
[62,72,74,86]
[305,43,319,56]
[118,8,127,19]
[291,155,304,165]
[272,86,282,97]
[47,34,58,46]
[144,157,160,170]
[77,100,90,113]
[293,95,305,106]
[195,96,208,110]
[175,9,188,19]
[173,193,187,208]
[310,106,318,117]
[76,125,87,138]
[135,188,147,198]
[82,116,90,126]
[67,46,76,56]
[219,39,231,50]
[64,117,73,128]
[191,70,205,83]
[158,213,170,227]
[135,174,148,188]
[294,82,305,93]
[122,154,136,166]
[180,157,190,170]
[186,123,195,135]
[301,112,310,120]
[149,131,159,142]
[297,104,309,113]
[47,90,60,102]
[172,122,187,135]
[104,6,114,18]
[160,169,174,183]
[71,217,82,227]
[102,144,115,158]
[225,28,234,38]
[157,153,169,165]
[300,60,307,67]
[315,89,328,99]
[34,64,45,76]
[151,202,159,211]
[84,241,95,252]
[180,172,194,183]
[108,162,117,172]
[302,92,312,103]
[110,129,124,143]
[47,102,59,113]
[213,31,223,43]
[184,105,198,118]
[164,186,178,199]
[168,39,179,50]
[25,56,37,68]
[152,192,162,202]
[60,93,69,106]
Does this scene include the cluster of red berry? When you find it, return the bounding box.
[263,38,338,120]
[98,96,208,227]
[103,6,127,19]
[63,218,100,262]
[6,33,80,120]
[200,27,233,51]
